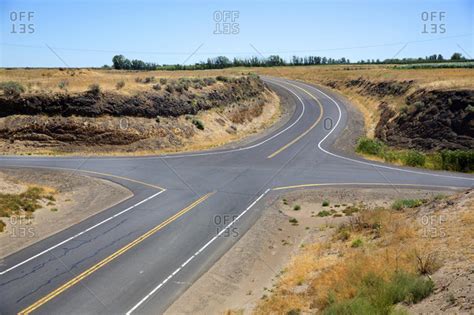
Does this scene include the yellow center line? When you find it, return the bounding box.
[267,82,324,159]
[18,192,215,315]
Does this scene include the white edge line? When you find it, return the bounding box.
[126,188,270,315]
[0,189,166,276]
[274,78,473,182]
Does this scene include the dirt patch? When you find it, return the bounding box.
[165,187,457,314]
[0,168,132,259]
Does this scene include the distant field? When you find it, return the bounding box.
[0,68,244,96]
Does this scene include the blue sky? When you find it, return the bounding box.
[1,0,472,67]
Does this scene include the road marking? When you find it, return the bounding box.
[1,165,165,190]
[18,192,214,315]
[126,188,270,315]
[270,78,474,182]
[0,189,166,276]
[266,80,324,158]
[272,183,470,191]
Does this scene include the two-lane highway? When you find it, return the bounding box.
[0,77,472,314]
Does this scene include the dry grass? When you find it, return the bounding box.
[253,193,472,314]
[246,65,474,137]
[0,68,240,95]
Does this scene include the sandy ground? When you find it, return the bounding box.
[0,168,132,259]
[166,187,457,314]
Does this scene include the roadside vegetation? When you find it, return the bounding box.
[253,193,467,314]
[356,137,474,172]
[0,186,56,231]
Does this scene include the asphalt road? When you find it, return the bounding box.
[0,77,472,315]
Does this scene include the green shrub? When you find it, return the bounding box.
[159,78,167,85]
[351,238,363,248]
[403,150,426,167]
[192,119,204,130]
[322,200,330,207]
[391,199,424,210]
[317,210,331,217]
[0,81,25,98]
[441,150,474,172]
[152,84,161,90]
[116,80,125,90]
[58,80,69,90]
[356,137,385,156]
[324,271,434,314]
[289,218,298,224]
[293,205,301,211]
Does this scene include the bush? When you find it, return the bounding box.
[58,80,69,90]
[391,199,424,210]
[192,119,204,130]
[293,205,301,211]
[403,150,426,167]
[322,200,330,207]
[116,80,125,90]
[159,78,167,85]
[203,77,216,85]
[143,76,156,84]
[152,84,161,90]
[0,220,5,232]
[216,75,230,82]
[324,271,434,314]
[0,81,25,98]
[441,150,474,172]
[317,210,331,217]
[356,137,384,156]
[351,238,363,248]
[88,83,101,95]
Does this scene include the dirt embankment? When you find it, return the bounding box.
[327,77,474,151]
[0,75,281,155]
[376,89,474,150]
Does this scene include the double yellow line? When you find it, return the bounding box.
[19,192,214,315]
[267,82,324,159]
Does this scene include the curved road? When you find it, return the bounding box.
[0,77,472,314]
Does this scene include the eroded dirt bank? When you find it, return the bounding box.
[0,75,282,155]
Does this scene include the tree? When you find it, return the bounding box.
[112,55,127,69]
[450,52,463,60]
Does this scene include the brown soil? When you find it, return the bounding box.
[0,168,132,259]
[166,187,458,315]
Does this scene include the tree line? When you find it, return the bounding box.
[108,52,469,71]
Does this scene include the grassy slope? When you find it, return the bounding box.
[254,192,473,314]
